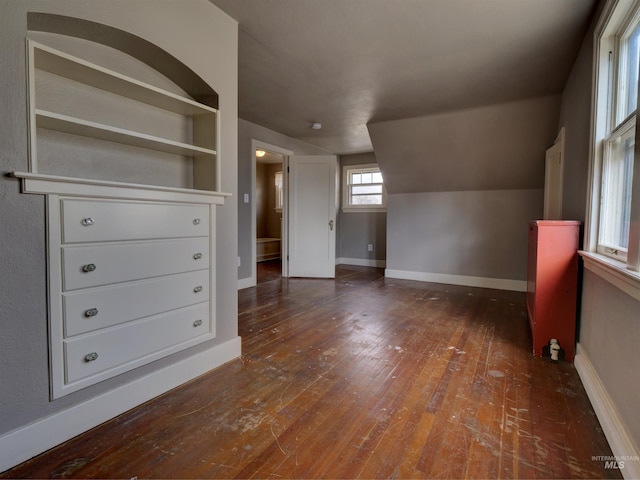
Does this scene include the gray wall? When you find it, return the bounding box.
[387,190,542,280]
[237,119,327,280]
[338,152,386,263]
[558,23,595,225]
[580,271,640,447]
[371,96,559,282]
[559,0,640,454]
[0,0,238,436]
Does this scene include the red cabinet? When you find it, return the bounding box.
[527,221,580,362]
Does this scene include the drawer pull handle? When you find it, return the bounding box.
[84,352,99,362]
[193,252,203,260]
[82,263,96,273]
[81,217,95,226]
[193,218,201,225]
[84,308,99,317]
[193,319,203,327]
[193,285,203,293]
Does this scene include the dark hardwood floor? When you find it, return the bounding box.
[257,259,282,284]
[2,265,619,479]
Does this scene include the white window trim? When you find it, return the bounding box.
[580,251,640,302]
[584,0,640,296]
[342,163,387,213]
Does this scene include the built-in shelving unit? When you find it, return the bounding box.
[26,39,220,191]
[14,38,227,398]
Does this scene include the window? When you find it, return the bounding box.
[342,164,386,211]
[590,0,640,271]
[274,170,283,212]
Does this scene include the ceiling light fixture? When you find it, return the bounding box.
[255,149,266,157]
[311,122,322,130]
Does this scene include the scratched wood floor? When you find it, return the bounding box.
[2,264,619,479]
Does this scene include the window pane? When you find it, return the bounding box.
[274,171,283,209]
[624,23,640,118]
[344,166,385,208]
[351,194,382,205]
[600,127,635,250]
[352,185,382,195]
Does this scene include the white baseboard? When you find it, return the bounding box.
[237,276,255,290]
[0,336,241,473]
[575,344,640,480]
[385,268,526,292]
[336,257,386,268]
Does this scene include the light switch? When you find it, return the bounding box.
[244,193,249,203]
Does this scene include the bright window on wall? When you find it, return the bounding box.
[274,171,283,212]
[590,0,640,271]
[342,164,386,212]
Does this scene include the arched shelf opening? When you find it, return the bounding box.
[19,12,222,193]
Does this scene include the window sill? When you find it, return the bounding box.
[341,207,387,213]
[579,250,640,302]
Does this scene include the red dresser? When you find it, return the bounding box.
[526,221,580,361]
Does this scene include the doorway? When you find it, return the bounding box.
[251,140,293,286]
[255,149,284,283]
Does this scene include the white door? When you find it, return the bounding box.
[288,155,337,278]
[544,128,564,220]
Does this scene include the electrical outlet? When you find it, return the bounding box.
[367,243,373,252]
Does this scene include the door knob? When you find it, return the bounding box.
[329,220,334,231]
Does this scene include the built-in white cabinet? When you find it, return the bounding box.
[45,195,220,397]
[25,40,220,191]
[13,38,228,398]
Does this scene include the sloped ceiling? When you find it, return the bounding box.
[368,95,561,193]
[210,0,596,155]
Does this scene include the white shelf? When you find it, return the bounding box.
[12,172,230,204]
[36,109,217,158]
[26,39,221,191]
[31,41,217,115]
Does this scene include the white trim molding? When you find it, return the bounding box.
[0,337,241,472]
[580,251,640,302]
[238,276,255,290]
[336,257,386,268]
[385,269,526,292]
[575,344,640,480]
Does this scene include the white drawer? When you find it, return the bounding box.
[63,269,210,337]
[64,302,210,384]
[62,237,209,291]
[61,198,209,243]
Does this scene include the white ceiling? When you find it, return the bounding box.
[209,0,597,155]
